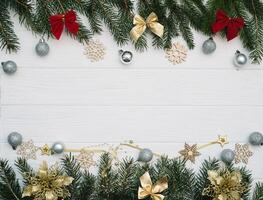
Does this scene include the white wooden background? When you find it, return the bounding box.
[0,16,262,184]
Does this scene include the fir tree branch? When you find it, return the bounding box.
[253,183,263,200]
[15,157,34,185]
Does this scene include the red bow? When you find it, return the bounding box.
[212,10,244,41]
[49,10,79,40]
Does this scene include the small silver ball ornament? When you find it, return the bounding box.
[7,132,23,150]
[220,149,235,163]
[35,38,50,57]
[137,148,153,162]
[233,50,247,68]
[119,50,133,65]
[2,60,17,75]
[51,142,65,154]
[202,37,216,54]
[249,132,263,146]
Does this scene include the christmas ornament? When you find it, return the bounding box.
[1,60,17,75]
[35,38,49,57]
[52,142,65,154]
[212,10,245,41]
[84,39,106,62]
[138,148,153,162]
[216,135,229,147]
[179,143,201,163]
[220,149,235,163]
[234,143,253,164]
[233,50,247,68]
[49,10,79,40]
[119,50,133,65]
[130,12,164,42]
[76,149,96,170]
[249,132,263,146]
[40,144,52,155]
[22,161,74,200]
[7,132,23,150]
[138,172,168,200]
[165,42,187,64]
[202,37,216,54]
[203,169,246,200]
[17,140,39,160]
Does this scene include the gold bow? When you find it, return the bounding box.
[138,172,168,200]
[130,12,164,42]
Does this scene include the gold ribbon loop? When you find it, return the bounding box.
[130,12,164,42]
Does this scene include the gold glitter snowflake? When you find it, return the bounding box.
[76,150,96,170]
[234,143,253,164]
[179,143,201,163]
[165,42,187,64]
[17,140,39,160]
[84,39,106,62]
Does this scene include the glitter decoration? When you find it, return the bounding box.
[84,39,106,62]
[17,140,39,160]
[234,143,253,164]
[216,135,229,147]
[76,149,96,170]
[165,42,187,64]
[40,144,52,155]
[179,143,201,163]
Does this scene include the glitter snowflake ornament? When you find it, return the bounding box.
[84,39,106,62]
[17,140,39,160]
[76,149,96,170]
[234,143,253,164]
[165,42,187,64]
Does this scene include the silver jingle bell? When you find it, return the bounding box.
[119,50,133,65]
[2,60,17,75]
[249,132,263,146]
[233,50,247,69]
[137,148,153,162]
[202,37,216,54]
[7,132,23,150]
[220,149,235,163]
[51,142,65,154]
[35,38,50,57]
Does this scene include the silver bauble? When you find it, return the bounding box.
[35,38,50,57]
[1,60,17,75]
[119,50,133,65]
[249,132,263,146]
[137,148,153,162]
[7,132,23,150]
[233,50,247,68]
[220,149,235,163]
[202,37,216,54]
[51,142,65,154]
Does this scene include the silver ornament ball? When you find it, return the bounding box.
[233,50,247,68]
[2,60,17,75]
[202,37,216,54]
[137,148,153,162]
[7,132,23,150]
[220,149,235,163]
[119,50,133,65]
[35,38,50,57]
[52,142,65,154]
[249,132,263,146]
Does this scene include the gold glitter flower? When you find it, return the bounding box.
[179,143,201,163]
[76,149,96,170]
[165,42,187,65]
[84,39,106,62]
[17,140,39,160]
[234,143,253,164]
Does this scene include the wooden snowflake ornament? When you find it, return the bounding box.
[165,42,187,64]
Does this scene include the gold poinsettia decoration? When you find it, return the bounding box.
[22,161,74,200]
[203,169,247,200]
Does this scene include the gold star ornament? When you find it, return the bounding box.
[40,144,52,155]
[217,135,229,147]
[179,143,201,163]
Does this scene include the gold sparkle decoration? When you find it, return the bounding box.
[84,39,106,62]
[179,143,201,163]
[76,149,96,170]
[165,42,187,65]
[22,161,74,200]
[234,143,253,164]
[203,169,247,200]
[17,140,39,160]
[40,144,52,155]
[217,135,229,147]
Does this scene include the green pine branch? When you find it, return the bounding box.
[253,183,263,200]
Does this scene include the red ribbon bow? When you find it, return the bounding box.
[212,10,244,41]
[49,10,79,40]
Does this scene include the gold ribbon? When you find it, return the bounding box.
[138,172,168,200]
[130,12,164,42]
